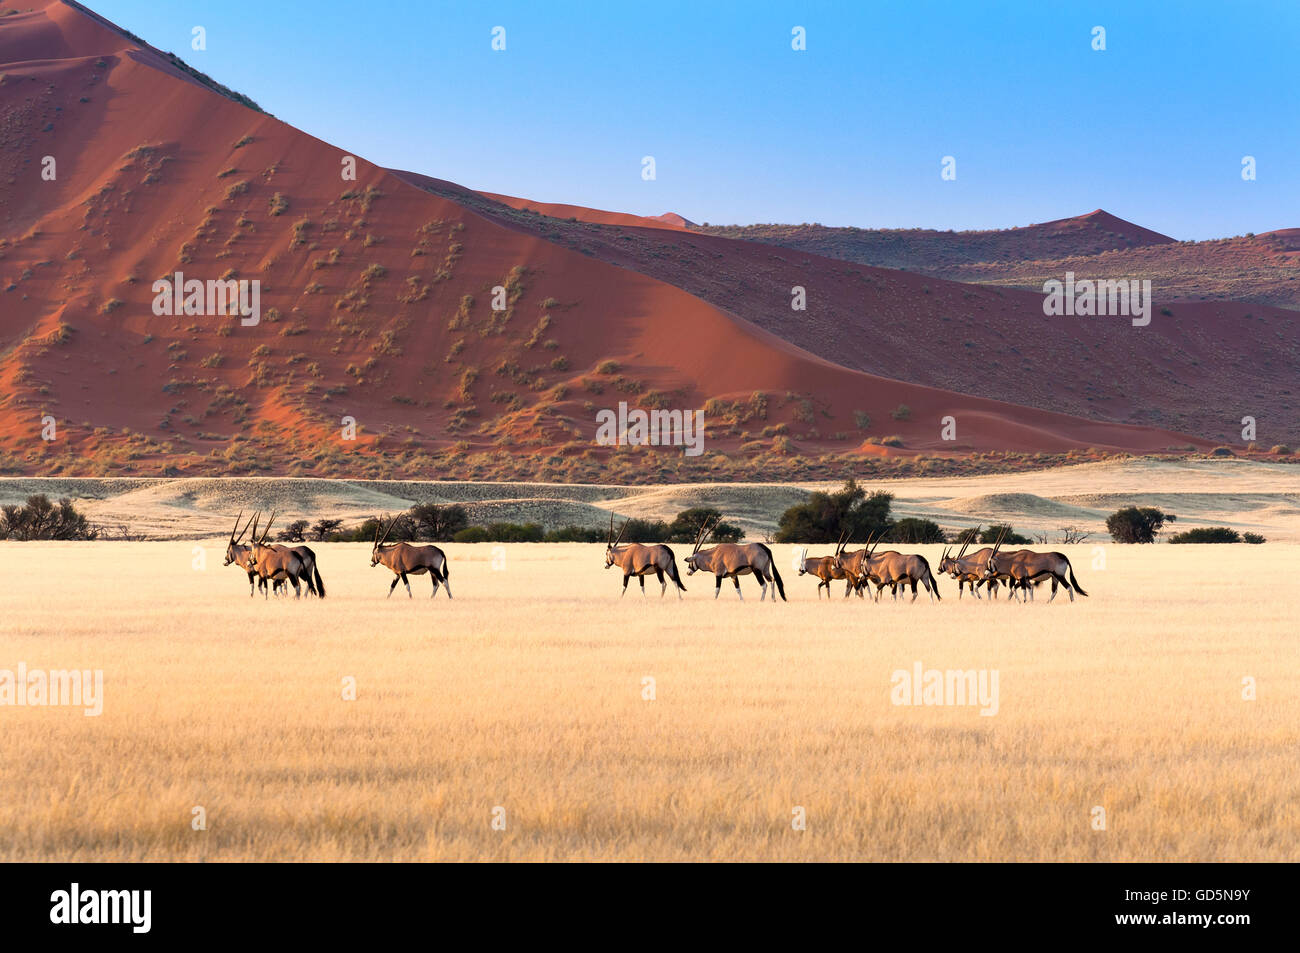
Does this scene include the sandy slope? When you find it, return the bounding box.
[477,189,690,231]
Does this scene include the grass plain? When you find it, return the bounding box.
[1,539,1295,861]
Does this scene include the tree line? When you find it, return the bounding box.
[273,505,745,545]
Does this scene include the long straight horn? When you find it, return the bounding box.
[835,528,848,556]
[376,514,396,548]
[607,513,614,547]
[956,525,977,560]
[991,525,1008,555]
[230,509,244,544]
[261,509,276,544]
[248,512,260,545]
[693,516,714,554]
[613,518,629,548]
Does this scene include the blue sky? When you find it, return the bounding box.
[90,0,1298,239]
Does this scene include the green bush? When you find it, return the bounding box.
[0,495,99,540]
[545,525,605,543]
[614,518,670,542]
[888,518,945,544]
[1168,527,1241,544]
[773,479,893,543]
[1106,506,1175,543]
[666,507,743,544]
[978,523,1032,545]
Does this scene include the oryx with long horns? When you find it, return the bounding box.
[833,531,888,599]
[371,514,452,598]
[604,515,687,598]
[796,530,853,599]
[247,511,312,599]
[837,531,941,603]
[983,528,1088,603]
[249,510,325,597]
[223,510,269,597]
[683,516,786,601]
[937,527,1001,599]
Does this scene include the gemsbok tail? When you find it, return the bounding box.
[761,544,787,601]
[313,565,326,599]
[663,545,686,591]
[919,555,940,600]
[1066,559,1088,597]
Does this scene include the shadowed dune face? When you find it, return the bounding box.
[0,0,1282,484]
[397,180,1300,452]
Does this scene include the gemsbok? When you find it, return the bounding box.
[371,515,452,598]
[251,511,325,597]
[833,533,892,599]
[797,532,853,599]
[838,532,941,602]
[604,516,687,598]
[984,531,1088,603]
[223,511,269,597]
[683,517,786,601]
[937,528,1001,600]
[975,527,1040,601]
[247,512,310,599]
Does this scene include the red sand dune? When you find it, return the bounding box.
[0,1,1243,480]
[1258,228,1300,251]
[1034,208,1175,248]
[405,179,1300,449]
[478,190,691,231]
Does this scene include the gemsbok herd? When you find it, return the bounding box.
[222,512,1087,605]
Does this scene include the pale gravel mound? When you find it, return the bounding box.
[941,493,1099,521]
[3,459,1298,542]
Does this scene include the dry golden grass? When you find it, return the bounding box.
[1,540,1296,861]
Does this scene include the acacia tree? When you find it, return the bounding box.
[666,508,743,544]
[1106,507,1175,543]
[409,503,469,541]
[276,519,309,542]
[311,518,343,541]
[0,495,99,540]
[773,479,894,543]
